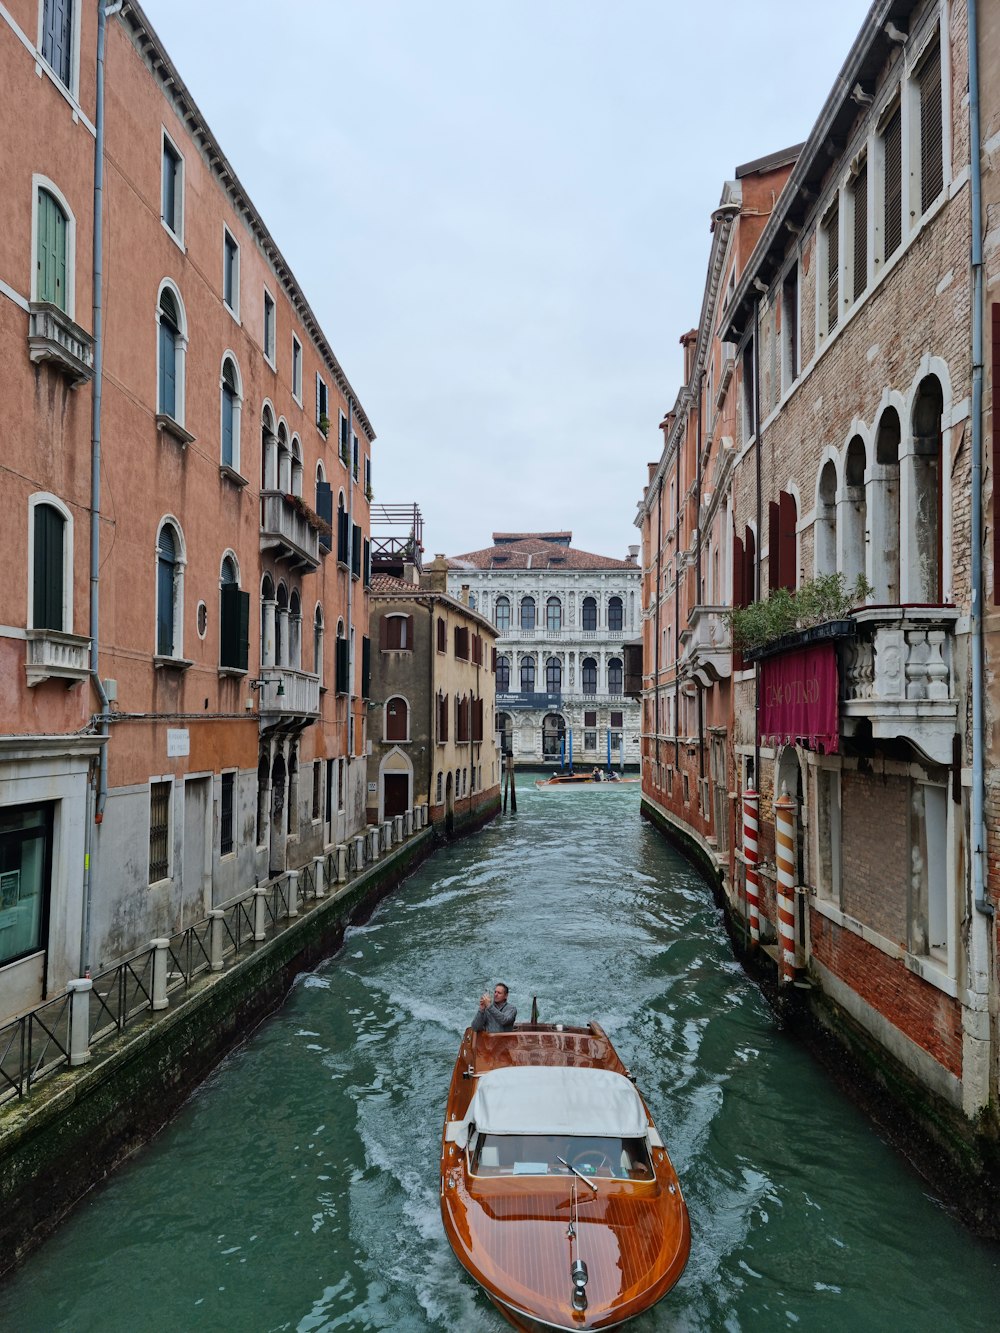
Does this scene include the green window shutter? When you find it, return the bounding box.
[336,638,349,694]
[363,538,371,588]
[361,636,371,699]
[33,503,64,630]
[37,190,67,309]
[220,581,239,667]
[237,590,250,670]
[351,524,362,577]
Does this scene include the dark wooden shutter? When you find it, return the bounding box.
[336,637,349,694]
[778,491,797,591]
[883,105,902,259]
[491,646,497,672]
[351,524,362,577]
[994,305,1000,603]
[237,590,250,670]
[361,636,371,699]
[732,533,745,610]
[316,481,333,553]
[853,161,868,303]
[363,538,371,587]
[42,0,73,86]
[33,503,64,630]
[337,507,349,564]
[744,526,756,606]
[405,614,414,648]
[768,501,780,593]
[825,203,839,333]
[920,47,943,213]
[220,580,239,667]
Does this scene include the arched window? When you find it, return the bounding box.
[31,499,68,631]
[291,436,303,498]
[496,654,510,693]
[815,460,838,576]
[546,656,561,693]
[608,596,623,632]
[494,596,511,632]
[843,436,868,589]
[314,605,324,684]
[607,658,623,696]
[277,423,291,494]
[219,554,249,671]
[157,285,185,423]
[261,573,275,667]
[220,356,242,472]
[289,588,302,668]
[582,657,597,695]
[386,696,409,742]
[520,655,536,692]
[546,597,562,632]
[874,408,901,603]
[582,596,597,631]
[36,187,68,310]
[520,596,536,631]
[156,521,183,657]
[275,584,288,666]
[910,376,943,602]
[261,405,276,491]
[542,713,565,758]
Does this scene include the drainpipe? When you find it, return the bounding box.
[345,399,354,793]
[753,296,762,788]
[82,0,117,974]
[968,0,993,925]
[696,370,705,787]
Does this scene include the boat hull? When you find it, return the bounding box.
[440,1024,690,1331]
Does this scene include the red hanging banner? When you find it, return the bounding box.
[759,641,839,753]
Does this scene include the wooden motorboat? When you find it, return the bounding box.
[534,773,639,789]
[440,1021,690,1330]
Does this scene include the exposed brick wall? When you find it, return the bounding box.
[811,913,962,1077]
[841,771,909,946]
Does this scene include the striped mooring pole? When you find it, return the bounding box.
[742,788,760,947]
[774,784,797,985]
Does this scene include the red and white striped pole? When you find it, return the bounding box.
[774,784,797,984]
[742,788,760,948]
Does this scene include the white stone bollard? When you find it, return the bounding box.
[252,886,269,941]
[353,833,366,869]
[313,855,326,899]
[393,814,404,843]
[67,978,92,1067]
[383,819,393,848]
[151,938,170,1011]
[336,844,348,883]
[404,810,413,837]
[367,825,380,862]
[208,909,226,971]
[287,869,299,919]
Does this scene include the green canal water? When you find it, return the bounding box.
[4,786,999,1330]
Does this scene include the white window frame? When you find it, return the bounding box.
[154,514,187,661]
[27,492,74,632]
[219,352,243,476]
[222,225,240,320]
[219,768,237,859]
[317,374,330,432]
[291,334,303,404]
[160,128,185,250]
[155,278,188,427]
[148,775,175,886]
[263,286,276,367]
[30,175,77,318]
[36,0,82,101]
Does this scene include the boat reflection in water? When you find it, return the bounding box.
[440,1019,690,1331]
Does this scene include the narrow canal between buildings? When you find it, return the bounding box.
[6,786,999,1330]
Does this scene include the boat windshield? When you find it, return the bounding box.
[469,1134,653,1180]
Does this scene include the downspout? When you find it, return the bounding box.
[345,399,354,791]
[83,0,117,974]
[968,0,993,922]
[753,297,762,787]
[654,480,663,779]
[696,371,705,787]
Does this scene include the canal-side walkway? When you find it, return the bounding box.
[0,806,451,1278]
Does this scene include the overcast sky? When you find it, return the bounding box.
[144,0,872,561]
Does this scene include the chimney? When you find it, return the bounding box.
[627,545,639,564]
[421,554,449,593]
[460,583,470,606]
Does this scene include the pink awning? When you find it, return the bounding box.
[759,641,839,753]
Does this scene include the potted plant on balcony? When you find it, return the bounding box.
[729,572,872,659]
[318,414,330,438]
[284,492,333,539]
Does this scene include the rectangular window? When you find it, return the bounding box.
[220,583,250,670]
[41,0,73,88]
[781,264,798,389]
[339,410,349,463]
[263,289,276,364]
[584,731,597,750]
[611,711,624,728]
[220,772,234,856]
[0,803,52,968]
[317,375,329,431]
[384,615,412,650]
[454,626,470,660]
[352,432,359,481]
[312,762,321,821]
[149,781,171,883]
[292,336,303,402]
[919,44,943,214]
[161,134,183,241]
[584,710,597,727]
[437,618,446,652]
[33,502,65,631]
[741,339,755,441]
[852,159,868,303]
[223,229,239,315]
[823,200,839,335]
[364,455,371,497]
[351,523,362,578]
[882,104,902,261]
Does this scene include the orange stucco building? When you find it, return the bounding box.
[0,1,374,1020]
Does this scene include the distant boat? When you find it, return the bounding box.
[534,772,638,788]
[440,1018,690,1330]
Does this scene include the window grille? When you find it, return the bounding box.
[149,782,170,882]
[220,773,234,855]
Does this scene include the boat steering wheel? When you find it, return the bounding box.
[571,1149,611,1174]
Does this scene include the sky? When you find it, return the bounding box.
[143,0,874,561]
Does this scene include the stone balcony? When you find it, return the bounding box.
[259,492,320,572]
[257,666,320,720]
[839,606,959,764]
[25,629,91,686]
[679,604,731,686]
[27,303,94,386]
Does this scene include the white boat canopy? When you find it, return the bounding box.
[457,1066,649,1144]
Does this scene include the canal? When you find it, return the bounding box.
[5,785,999,1330]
